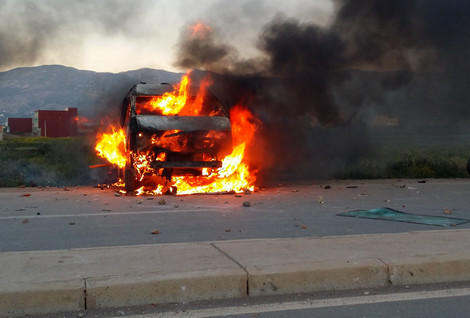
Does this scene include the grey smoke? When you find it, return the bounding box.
[175,0,470,179]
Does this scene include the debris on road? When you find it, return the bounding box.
[21,193,31,197]
[158,199,167,205]
[22,219,29,224]
[338,207,470,227]
[242,201,251,207]
[151,230,160,235]
[444,208,452,215]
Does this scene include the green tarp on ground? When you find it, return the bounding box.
[338,207,470,227]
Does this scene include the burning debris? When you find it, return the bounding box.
[95,72,260,195]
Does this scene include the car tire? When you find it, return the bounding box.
[124,162,137,193]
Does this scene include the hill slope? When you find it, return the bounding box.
[0,65,183,122]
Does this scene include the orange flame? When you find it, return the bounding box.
[191,22,212,39]
[95,126,126,168]
[94,73,260,195]
[172,105,259,195]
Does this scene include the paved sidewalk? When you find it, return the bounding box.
[1,229,470,316]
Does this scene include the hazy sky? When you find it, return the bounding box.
[0,0,333,73]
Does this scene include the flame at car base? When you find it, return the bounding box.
[95,73,259,195]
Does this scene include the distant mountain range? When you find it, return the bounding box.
[0,65,183,123]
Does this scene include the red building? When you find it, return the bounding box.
[6,118,33,134]
[33,108,78,137]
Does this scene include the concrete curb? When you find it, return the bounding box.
[1,229,470,316]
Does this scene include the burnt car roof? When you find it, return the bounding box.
[127,82,209,97]
[130,83,174,96]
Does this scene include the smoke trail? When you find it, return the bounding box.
[175,0,470,179]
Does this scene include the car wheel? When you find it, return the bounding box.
[124,162,137,193]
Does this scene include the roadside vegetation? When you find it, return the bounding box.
[337,144,470,179]
[0,137,99,187]
[1,133,469,188]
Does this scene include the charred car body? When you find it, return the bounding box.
[120,83,232,193]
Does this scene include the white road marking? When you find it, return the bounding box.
[120,287,470,318]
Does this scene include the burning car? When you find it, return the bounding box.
[120,81,233,193]
[95,72,259,195]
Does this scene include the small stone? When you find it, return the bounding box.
[22,219,29,224]
[444,208,452,215]
[234,194,243,198]
[242,201,251,207]
[151,230,160,235]
[324,185,331,189]
[244,189,252,195]
[158,199,167,205]
[69,222,76,225]
[364,291,370,295]
[301,225,308,229]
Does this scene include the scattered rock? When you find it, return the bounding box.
[36,212,41,215]
[69,222,76,225]
[301,225,308,229]
[324,185,331,189]
[158,199,167,205]
[21,193,31,197]
[242,201,251,207]
[151,230,160,235]
[174,204,179,208]
[444,208,452,215]
[234,194,243,198]
[22,219,29,224]
[292,189,299,193]
[114,192,121,197]
[102,209,112,212]
[225,229,231,232]
[244,189,252,195]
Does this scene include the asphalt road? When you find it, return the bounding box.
[1,179,469,252]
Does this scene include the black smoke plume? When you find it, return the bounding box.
[175,0,470,180]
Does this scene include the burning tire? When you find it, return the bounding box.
[124,161,137,193]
